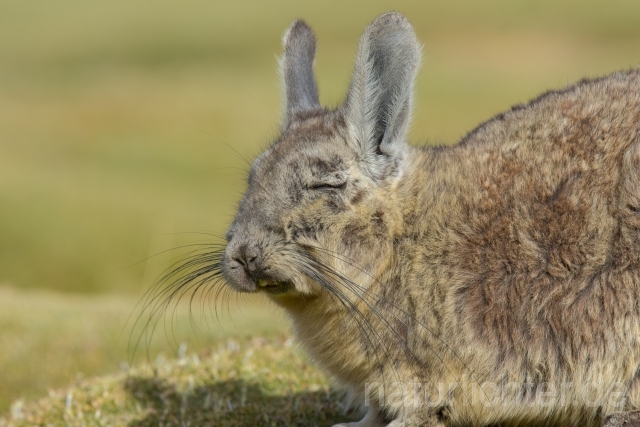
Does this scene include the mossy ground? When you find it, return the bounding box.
[1,338,359,427]
[0,286,288,413]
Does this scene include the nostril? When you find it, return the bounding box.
[232,256,246,267]
[244,247,259,271]
[230,245,260,272]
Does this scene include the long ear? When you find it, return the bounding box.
[344,12,420,178]
[281,20,321,129]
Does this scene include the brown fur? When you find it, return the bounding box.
[220,12,640,427]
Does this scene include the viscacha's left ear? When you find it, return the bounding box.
[280,20,321,129]
[343,12,421,180]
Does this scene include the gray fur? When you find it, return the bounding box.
[344,12,420,181]
[604,411,640,427]
[281,20,321,129]
[219,12,640,427]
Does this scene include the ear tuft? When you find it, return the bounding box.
[364,12,414,41]
[281,20,321,128]
[283,20,315,52]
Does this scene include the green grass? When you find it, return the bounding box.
[1,0,639,294]
[1,0,639,418]
[0,287,288,412]
[0,338,354,427]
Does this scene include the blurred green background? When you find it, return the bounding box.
[1,0,639,413]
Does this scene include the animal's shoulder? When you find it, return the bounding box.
[457,67,640,150]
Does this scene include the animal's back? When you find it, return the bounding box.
[405,68,640,421]
[219,11,640,425]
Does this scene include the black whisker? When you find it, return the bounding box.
[294,246,486,416]
[128,241,227,364]
[182,124,252,167]
[310,245,483,379]
[129,234,490,417]
[284,250,418,414]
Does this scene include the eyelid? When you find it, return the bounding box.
[308,181,347,190]
[307,171,348,190]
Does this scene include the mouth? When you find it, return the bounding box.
[256,279,292,294]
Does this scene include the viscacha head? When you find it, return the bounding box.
[222,13,420,300]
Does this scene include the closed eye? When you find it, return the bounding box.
[307,181,347,190]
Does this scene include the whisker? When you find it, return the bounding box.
[296,246,486,415]
[130,234,488,418]
[182,124,252,167]
[286,250,415,413]
[128,241,226,363]
[309,245,489,380]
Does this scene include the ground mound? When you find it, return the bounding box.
[1,338,358,427]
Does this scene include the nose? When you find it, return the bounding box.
[232,245,261,274]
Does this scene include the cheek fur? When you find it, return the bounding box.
[339,209,388,249]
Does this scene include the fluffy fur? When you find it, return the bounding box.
[220,12,640,427]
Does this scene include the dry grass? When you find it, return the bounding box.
[0,338,354,427]
[0,286,288,413]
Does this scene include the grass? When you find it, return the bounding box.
[1,0,640,419]
[1,0,639,294]
[0,286,288,412]
[0,338,355,427]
